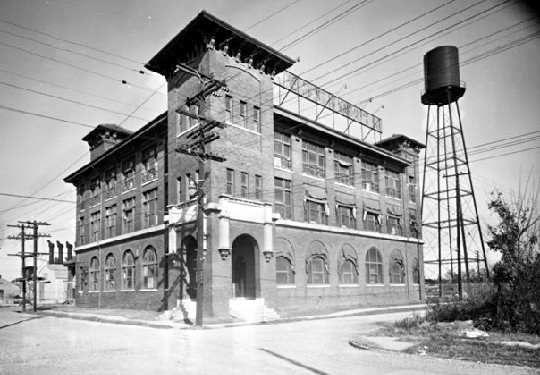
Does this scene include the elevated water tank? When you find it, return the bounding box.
[421,46,465,105]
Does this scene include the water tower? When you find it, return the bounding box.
[420,46,489,297]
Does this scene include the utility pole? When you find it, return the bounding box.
[175,63,226,326]
[17,221,50,311]
[7,223,33,312]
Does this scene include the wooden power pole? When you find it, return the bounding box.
[175,63,226,326]
[8,221,50,312]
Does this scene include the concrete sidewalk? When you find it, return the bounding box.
[29,302,425,330]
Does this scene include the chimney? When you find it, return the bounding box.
[56,241,64,265]
[82,124,132,162]
[66,241,73,261]
[47,240,55,264]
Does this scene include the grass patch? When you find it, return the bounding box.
[375,313,540,368]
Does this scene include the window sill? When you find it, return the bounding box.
[338,284,359,288]
[274,166,292,173]
[88,290,99,293]
[335,182,355,189]
[120,289,136,292]
[390,283,406,286]
[366,284,385,287]
[276,285,296,289]
[122,188,137,195]
[103,290,116,293]
[226,121,261,136]
[385,196,402,201]
[139,289,158,292]
[307,284,330,288]
[302,173,325,182]
[141,178,158,187]
[362,189,380,196]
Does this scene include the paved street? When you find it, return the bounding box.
[0,309,535,375]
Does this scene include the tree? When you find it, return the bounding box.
[486,189,540,333]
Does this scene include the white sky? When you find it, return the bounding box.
[0,0,539,281]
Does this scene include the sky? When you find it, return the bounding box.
[0,0,539,282]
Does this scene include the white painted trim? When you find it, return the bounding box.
[225,121,262,136]
[338,284,359,288]
[334,182,355,190]
[275,219,424,244]
[366,284,385,287]
[307,284,331,288]
[75,224,166,252]
[276,285,296,289]
[139,289,158,292]
[301,173,325,182]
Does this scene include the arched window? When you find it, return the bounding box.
[366,248,383,284]
[122,250,135,290]
[412,257,420,284]
[142,246,158,289]
[307,256,329,284]
[339,259,358,284]
[390,249,405,284]
[276,256,295,285]
[89,257,99,291]
[104,253,116,291]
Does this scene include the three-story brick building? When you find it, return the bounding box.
[64,11,425,321]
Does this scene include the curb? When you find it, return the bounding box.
[33,304,425,330]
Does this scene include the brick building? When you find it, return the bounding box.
[64,11,425,322]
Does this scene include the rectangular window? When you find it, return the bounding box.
[226,169,234,195]
[240,172,249,198]
[408,175,417,203]
[122,158,135,192]
[90,176,101,206]
[79,216,86,245]
[176,177,182,204]
[409,209,419,238]
[90,211,101,242]
[302,140,326,178]
[337,205,355,229]
[239,100,247,128]
[105,205,116,238]
[274,132,292,170]
[304,200,327,225]
[255,175,262,200]
[387,216,402,235]
[364,211,381,232]
[122,197,135,233]
[142,146,158,183]
[142,189,158,228]
[334,152,353,185]
[225,95,233,123]
[361,161,379,193]
[253,106,260,133]
[77,184,86,210]
[385,170,402,199]
[104,169,116,200]
[274,177,292,219]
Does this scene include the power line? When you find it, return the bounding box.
[301,0,459,76]
[0,80,152,122]
[0,40,157,93]
[244,0,304,32]
[0,27,145,75]
[0,17,145,66]
[0,192,75,203]
[316,0,502,84]
[270,0,355,47]
[279,0,373,51]
[0,67,154,110]
[0,104,95,128]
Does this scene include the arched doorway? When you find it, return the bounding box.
[182,236,198,300]
[232,235,257,299]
